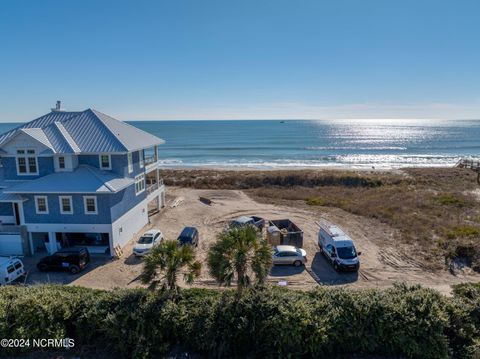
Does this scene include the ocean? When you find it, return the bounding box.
[1,119,480,169]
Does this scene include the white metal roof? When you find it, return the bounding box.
[0,191,24,202]
[0,108,165,154]
[4,165,134,194]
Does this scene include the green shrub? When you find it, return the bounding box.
[306,197,326,206]
[447,226,480,239]
[437,194,467,207]
[1,284,480,358]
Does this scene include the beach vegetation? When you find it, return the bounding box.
[141,239,201,293]
[2,284,480,358]
[207,225,272,292]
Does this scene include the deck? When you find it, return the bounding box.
[456,159,480,183]
[456,159,480,171]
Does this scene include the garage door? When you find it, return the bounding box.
[0,234,23,256]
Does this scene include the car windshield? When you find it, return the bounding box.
[178,236,191,243]
[138,236,153,244]
[337,246,357,259]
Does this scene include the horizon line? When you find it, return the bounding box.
[1,117,480,124]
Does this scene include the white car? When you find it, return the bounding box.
[133,229,163,256]
[272,245,307,267]
[0,257,25,285]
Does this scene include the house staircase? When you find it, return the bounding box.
[455,159,480,184]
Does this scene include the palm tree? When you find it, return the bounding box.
[207,225,272,292]
[141,239,201,293]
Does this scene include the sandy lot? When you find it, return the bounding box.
[25,186,480,294]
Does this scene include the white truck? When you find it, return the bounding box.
[0,257,25,285]
[318,224,361,272]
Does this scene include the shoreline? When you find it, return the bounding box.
[158,164,457,172]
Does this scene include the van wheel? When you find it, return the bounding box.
[293,260,302,267]
[38,264,48,272]
[69,265,80,274]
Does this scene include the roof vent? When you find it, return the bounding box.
[51,100,65,112]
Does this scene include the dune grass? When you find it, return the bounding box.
[161,168,480,271]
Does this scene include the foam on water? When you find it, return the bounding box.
[138,119,480,169]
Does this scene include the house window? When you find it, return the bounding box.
[135,174,145,195]
[58,156,65,169]
[99,154,111,170]
[59,196,73,214]
[139,150,144,168]
[17,149,38,175]
[35,196,48,214]
[128,153,133,173]
[83,196,98,214]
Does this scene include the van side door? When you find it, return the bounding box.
[325,244,335,262]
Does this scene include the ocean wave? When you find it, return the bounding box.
[305,146,408,151]
[157,155,480,169]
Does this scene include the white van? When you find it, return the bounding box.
[0,257,25,285]
[318,224,361,272]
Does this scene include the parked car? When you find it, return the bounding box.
[318,224,361,272]
[230,216,265,230]
[272,245,307,267]
[133,229,164,256]
[0,257,25,285]
[177,227,199,247]
[37,247,90,274]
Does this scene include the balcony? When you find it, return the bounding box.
[143,145,159,171]
[146,178,164,196]
[144,155,157,166]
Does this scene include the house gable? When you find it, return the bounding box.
[0,130,54,156]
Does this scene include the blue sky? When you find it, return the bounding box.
[1,0,480,121]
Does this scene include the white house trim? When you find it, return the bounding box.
[16,149,39,176]
[135,174,145,195]
[34,195,48,214]
[127,152,133,173]
[83,196,98,214]
[111,197,149,249]
[59,195,73,214]
[99,154,112,170]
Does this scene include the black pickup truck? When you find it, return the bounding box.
[230,216,265,230]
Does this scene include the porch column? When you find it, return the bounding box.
[47,232,57,254]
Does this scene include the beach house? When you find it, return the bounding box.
[0,102,165,257]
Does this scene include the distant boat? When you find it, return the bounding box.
[280,121,285,123]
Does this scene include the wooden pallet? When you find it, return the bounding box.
[170,196,184,208]
[113,245,123,258]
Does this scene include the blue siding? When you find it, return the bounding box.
[111,152,145,178]
[78,154,142,178]
[0,202,13,216]
[2,156,54,180]
[23,193,112,224]
[111,154,128,176]
[130,151,145,177]
[109,184,146,222]
[78,155,99,168]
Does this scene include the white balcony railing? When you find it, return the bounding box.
[144,156,157,166]
[146,178,163,196]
